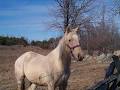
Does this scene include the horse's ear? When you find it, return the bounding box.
[64,25,71,34]
[74,26,79,32]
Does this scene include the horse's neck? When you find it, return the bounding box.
[52,37,71,71]
[59,41,71,67]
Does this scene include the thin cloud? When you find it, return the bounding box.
[0,4,52,16]
[0,4,54,29]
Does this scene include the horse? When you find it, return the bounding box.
[14,26,84,90]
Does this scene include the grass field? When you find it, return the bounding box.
[0,45,109,90]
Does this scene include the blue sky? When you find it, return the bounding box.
[0,0,62,41]
[0,0,119,41]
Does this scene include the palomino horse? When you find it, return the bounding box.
[15,27,84,90]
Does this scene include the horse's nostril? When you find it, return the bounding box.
[78,54,81,59]
[82,56,84,59]
[78,54,80,58]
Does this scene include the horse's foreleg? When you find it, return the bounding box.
[28,83,36,90]
[59,81,68,90]
[59,84,63,90]
[62,82,68,90]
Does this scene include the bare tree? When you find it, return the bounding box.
[79,2,120,54]
[51,0,96,31]
[113,0,120,15]
[49,0,120,54]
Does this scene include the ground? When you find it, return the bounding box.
[0,46,109,90]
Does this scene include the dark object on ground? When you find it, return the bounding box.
[112,55,119,60]
[88,55,120,90]
[105,61,115,79]
[88,75,117,90]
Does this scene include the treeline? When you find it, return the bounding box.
[0,36,28,46]
[31,37,60,49]
[80,20,120,54]
[0,36,60,49]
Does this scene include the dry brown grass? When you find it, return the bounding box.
[0,45,109,90]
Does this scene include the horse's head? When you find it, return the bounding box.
[64,26,84,61]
